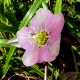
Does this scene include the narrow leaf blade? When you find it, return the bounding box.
[54,0,62,14]
[19,0,43,30]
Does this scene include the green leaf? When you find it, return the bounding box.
[76,0,80,2]
[3,46,16,77]
[0,23,16,33]
[0,0,8,24]
[54,0,62,14]
[65,18,80,42]
[54,70,59,80]
[68,0,75,4]
[4,0,12,12]
[3,0,19,29]
[0,39,11,47]
[71,45,79,52]
[66,6,80,20]
[19,0,43,30]
[5,10,19,29]
[31,65,44,77]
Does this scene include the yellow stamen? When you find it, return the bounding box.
[33,30,49,45]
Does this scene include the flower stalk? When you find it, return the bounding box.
[44,62,48,80]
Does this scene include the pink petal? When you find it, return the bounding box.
[30,8,54,31]
[48,14,64,43]
[22,47,39,66]
[48,33,60,44]
[30,8,64,33]
[38,36,61,63]
[16,27,37,51]
[44,13,64,32]
[48,36,61,57]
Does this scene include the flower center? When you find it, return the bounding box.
[33,30,49,45]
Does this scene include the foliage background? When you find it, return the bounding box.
[0,0,80,80]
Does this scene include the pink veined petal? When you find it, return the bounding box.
[30,8,64,33]
[38,45,56,63]
[16,27,37,51]
[38,36,61,63]
[48,32,60,44]
[44,13,64,32]
[48,36,61,57]
[30,8,54,31]
[22,46,39,66]
[47,14,64,43]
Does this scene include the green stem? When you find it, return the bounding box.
[42,1,48,9]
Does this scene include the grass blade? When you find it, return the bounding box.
[2,46,16,77]
[31,65,44,77]
[54,0,62,14]
[65,18,80,42]
[19,0,43,30]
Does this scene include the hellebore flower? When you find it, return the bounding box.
[17,8,64,66]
